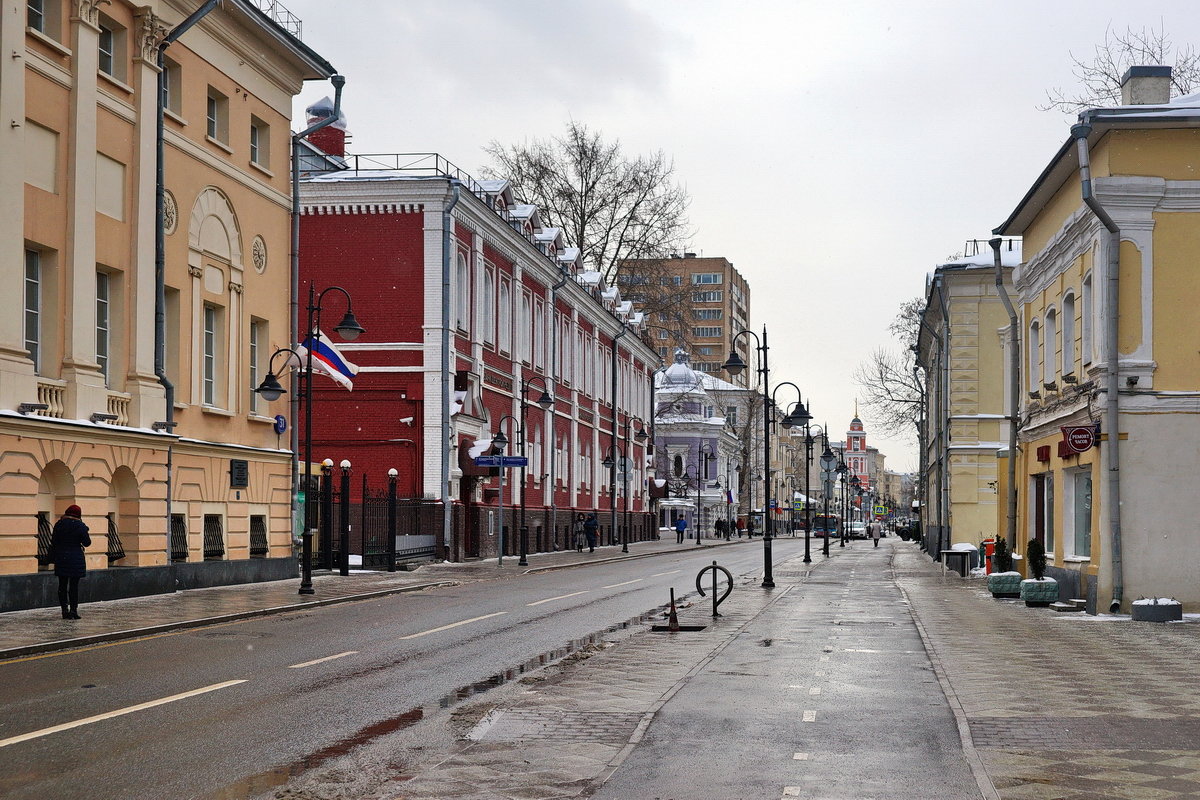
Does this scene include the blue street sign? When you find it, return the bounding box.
[473,455,529,467]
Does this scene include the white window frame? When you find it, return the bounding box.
[481,268,495,345]
[1064,467,1092,559]
[1081,273,1093,365]
[1029,320,1041,389]
[25,249,40,372]
[249,116,270,167]
[455,252,470,332]
[96,271,110,385]
[1061,293,1076,376]
[249,319,262,414]
[1044,309,1058,382]
[203,304,219,406]
[498,279,512,353]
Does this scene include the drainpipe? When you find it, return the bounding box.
[989,238,1019,551]
[291,73,345,534]
[155,0,221,563]
[441,182,461,558]
[548,266,571,548]
[934,279,951,557]
[1072,122,1124,613]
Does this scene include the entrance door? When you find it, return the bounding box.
[461,477,480,559]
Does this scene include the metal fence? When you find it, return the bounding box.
[317,473,439,571]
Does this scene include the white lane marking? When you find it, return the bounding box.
[0,679,247,749]
[527,591,590,607]
[650,570,681,577]
[809,687,821,695]
[845,648,881,653]
[802,710,817,722]
[783,787,802,796]
[793,752,810,760]
[399,612,507,640]
[601,578,644,589]
[288,651,358,669]
[786,684,807,689]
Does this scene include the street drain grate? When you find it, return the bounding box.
[465,709,643,743]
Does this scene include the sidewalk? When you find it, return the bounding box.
[0,534,745,660]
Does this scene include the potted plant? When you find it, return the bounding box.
[987,537,1021,598]
[1020,538,1058,606]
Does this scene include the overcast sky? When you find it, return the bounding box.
[283,0,1198,471]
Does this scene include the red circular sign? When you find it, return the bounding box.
[1067,427,1095,452]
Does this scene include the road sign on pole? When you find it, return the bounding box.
[473,455,529,468]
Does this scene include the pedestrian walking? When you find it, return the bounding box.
[870,519,883,548]
[714,518,725,540]
[583,513,599,553]
[51,504,91,620]
[736,518,745,538]
[573,513,586,552]
[674,516,687,544]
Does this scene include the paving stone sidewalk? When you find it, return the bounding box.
[895,547,1200,800]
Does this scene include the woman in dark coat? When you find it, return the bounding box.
[51,504,90,619]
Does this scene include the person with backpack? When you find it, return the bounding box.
[583,513,599,553]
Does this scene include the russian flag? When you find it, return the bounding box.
[299,330,359,390]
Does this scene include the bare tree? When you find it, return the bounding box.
[482,122,691,285]
[1042,23,1200,113]
[854,298,925,442]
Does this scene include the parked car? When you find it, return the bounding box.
[848,521,868,538]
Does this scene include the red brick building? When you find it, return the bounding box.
[295,125,659,561]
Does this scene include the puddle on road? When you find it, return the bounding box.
[207,609,663,799]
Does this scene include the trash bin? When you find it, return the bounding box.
[981,538,996,573]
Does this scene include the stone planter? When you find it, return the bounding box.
[1131,599,1183,623]
[1020,578,1059,607]
[987,571,1022,598]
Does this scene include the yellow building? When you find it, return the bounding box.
[916,243,1018,556]
[0,0,335,608]
[994,66,1200,612]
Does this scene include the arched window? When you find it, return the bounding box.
[674,454,684,477]
[520,293,532,362]
[1062,293,1076,376]
[482,269,495,345]
[1081,273,1093,364]
[498,281,512,353]
[1045,309,1058,381]
[455,253,470,331]
[1029,320,1041,389]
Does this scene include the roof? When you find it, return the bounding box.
[227,0,336,79]
[994,92,1200,236]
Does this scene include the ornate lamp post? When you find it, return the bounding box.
[695,441,716,546]
[837,458,850,547]
[722,327,779,588]
[820,441,836,558]
[255,285,363,595]
[601,443,624,553]
[619,417,648,552]
[517,377,555,566]
[491,414,520,566]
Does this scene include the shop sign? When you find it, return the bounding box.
[1060,424,1098,455]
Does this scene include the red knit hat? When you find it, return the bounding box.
[64,504,82,518]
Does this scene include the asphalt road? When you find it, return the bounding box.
[0,537,805,800]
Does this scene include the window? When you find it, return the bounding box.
[693,326,721,338]
[1070,470,1092,558]
[455,253,470,331]
[726,406,738,426]
[693,290,723,303]
[161,57,182,115]
[519,293,532,362]
[206,87,228,143]
[1032,472,1054,553]
[1081,274,1092,365]
[25,250,40,372]
[96,271,110,385]
[249,319,263,414]
[98,23,115,76]
[1029,321,1041,389]
[170,513,188,562]
[97,15,126,82]
[672,276,683,286]
[27,0,44,32]
[481,269,495,344]
[202,514,225,560]
[249,117,270,167]
[692,273,723,285]
[1062,294,1076,375]
[249,515,268,557]
[203,304,219,405]
[693,309,723,320]
[1044,310,1057,381]
[534,301,545,367]
[498,280,512,352]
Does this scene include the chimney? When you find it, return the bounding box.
[1120,65,1172,105]
[308,126,345,157]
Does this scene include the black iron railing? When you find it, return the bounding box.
[36,511,52,566]
[249,515,269,558]
[106,513,126,563]
[170,514,188,561]
[203,514,225,560]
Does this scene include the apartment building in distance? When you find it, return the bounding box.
[621,254,751,387]
[0,0,336,610]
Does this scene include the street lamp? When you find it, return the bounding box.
[601,443,624,553]
[518,376,555,566]
[492,414,520,566]
[723,325,778,588]
[793,409,820,564]
[837,458,850,547]
[820,440,836,558]
[338,460,352,576]
[696,441,716,546]
[255,284,363,595]
[618,417,648,553]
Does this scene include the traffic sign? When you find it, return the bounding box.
[473,455,528,467]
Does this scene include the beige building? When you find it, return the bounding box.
[0,0,335,608]
[621,254,752,386]
[916,244,1019,555]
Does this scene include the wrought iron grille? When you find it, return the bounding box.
[36,511,52,566]
[203,514,225,560]
[170,514,188,561]
[249,515,268,557]
[105,512,126,562]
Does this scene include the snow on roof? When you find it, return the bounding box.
[477,179,508,193]
[938,243,1023,269]
[578,270,602,286]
